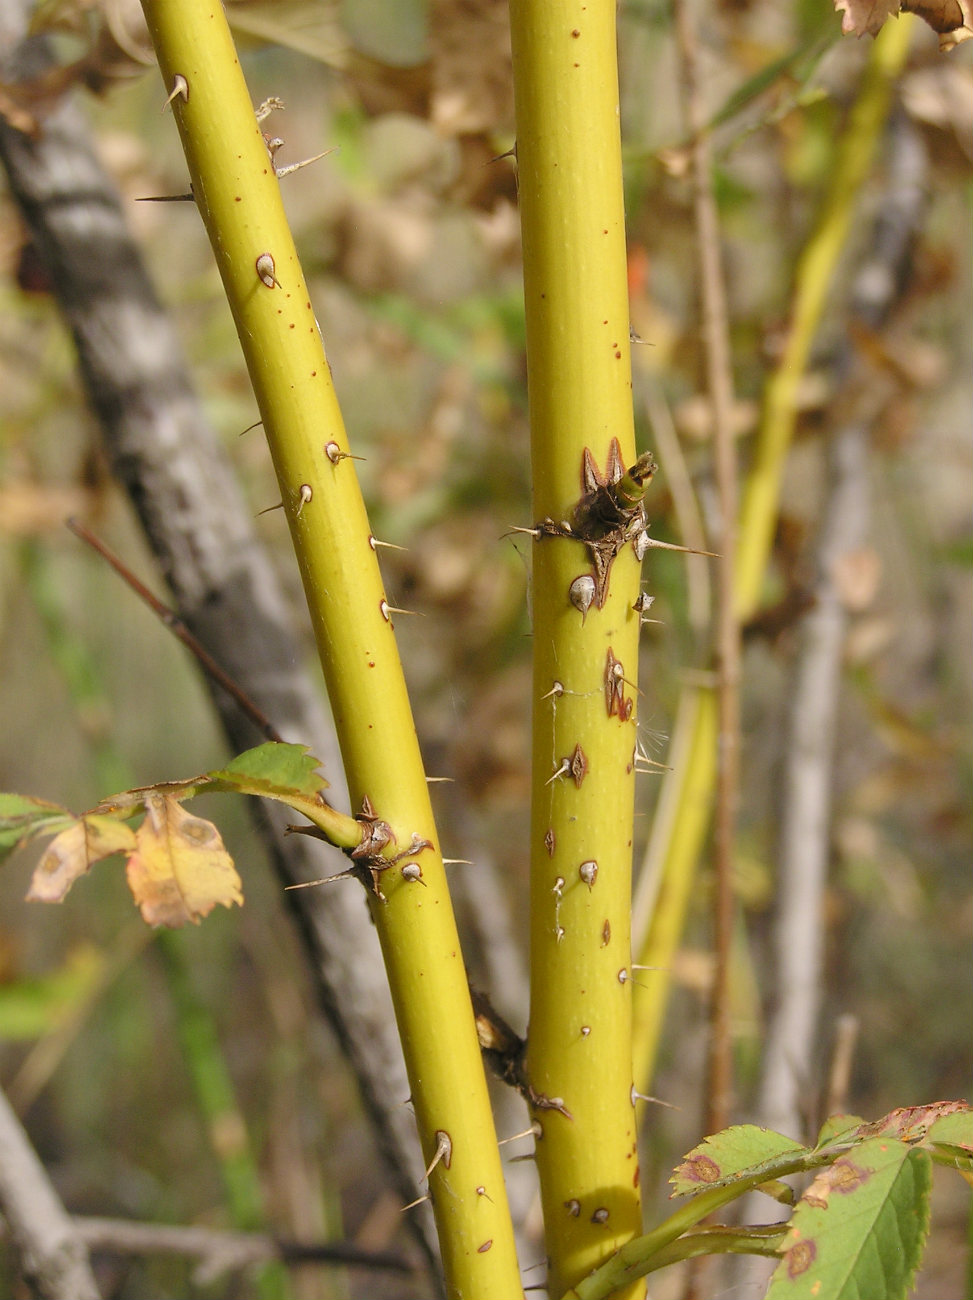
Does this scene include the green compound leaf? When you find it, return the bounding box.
[766,1138,932,1300]
[208,742,328,800]
[670,1126,807,1197]
[0,794,75,863]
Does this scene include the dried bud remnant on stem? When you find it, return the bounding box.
[568,743,588,787]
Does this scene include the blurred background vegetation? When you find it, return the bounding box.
[0,0,969,1296]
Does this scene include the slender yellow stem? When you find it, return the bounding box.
[138,5,521,1295]
[632,687,717,1091]
[510,2,643,1295]
[735,17,914,619]
[632,16,914,1092]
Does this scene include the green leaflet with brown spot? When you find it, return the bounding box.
[765,1136,931,1300]
[669,1126,806,1197]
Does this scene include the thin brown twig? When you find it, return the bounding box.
[66,517,284,744]
[672,0,741,1143]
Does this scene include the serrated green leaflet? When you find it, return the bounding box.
[925,1106,973,1149]
[0,794,75,861]
[211,742,328,799]
[815,1114,865,1149]
[670,1126,807,1197]
[765,1138,932,1300]
[203,743,359,850]
[926,1107,973,1173]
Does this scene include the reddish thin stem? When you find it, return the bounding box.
[66,518,283,744]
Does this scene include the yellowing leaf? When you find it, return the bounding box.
[27,815,137,903]
[126,793,243,928]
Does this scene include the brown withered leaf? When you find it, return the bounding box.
[910,0,967,45]
[903,0,973,47]
[27,815,137,903]
[834,0,901,37]
[834,0,972,47]
[125,793,243,928]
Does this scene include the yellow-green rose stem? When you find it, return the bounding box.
[510,2,644,1295]
[138,4,521,1295]
[631,15,914,1092]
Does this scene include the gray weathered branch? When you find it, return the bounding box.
[0,1084,101,1300]
[69,1215,412,1285]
